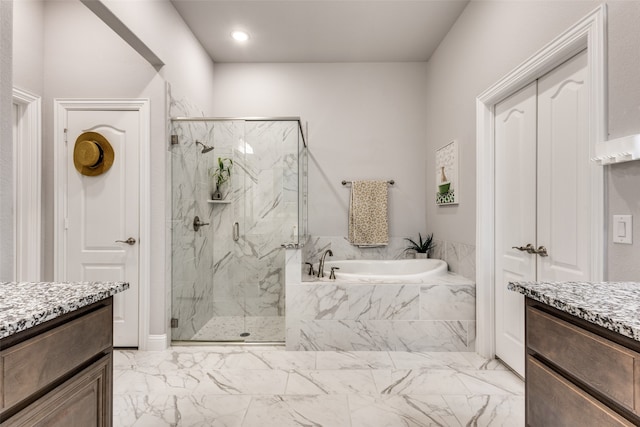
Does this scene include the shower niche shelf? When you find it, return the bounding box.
[207,199,232,204]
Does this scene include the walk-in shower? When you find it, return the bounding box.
[170,118,307,343]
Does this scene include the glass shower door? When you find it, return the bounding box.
[171,118,302,343]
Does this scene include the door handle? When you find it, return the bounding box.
[512,243,535,254]
[115,237,136,245]
[233,222,239,241]
[533,246,549,257]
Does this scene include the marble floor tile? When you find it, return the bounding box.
[315,350,395,369]
[242,395,351,427]
[372,369,471,395]
[286,369,378,395]
[454,370,525,395]
[388,351,477,370]
[113,394,179,427]
[444,394,525,426]
[348,394,461,427]
[113,346,525,426]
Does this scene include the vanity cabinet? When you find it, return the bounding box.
[0,299,113,426]
[525,298,640,426]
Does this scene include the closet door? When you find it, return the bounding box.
[494,51,590,378]
[537,51,590,283]
[494,81,538,377]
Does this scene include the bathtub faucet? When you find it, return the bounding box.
[317,249,333,278]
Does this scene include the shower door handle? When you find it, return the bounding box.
[233,222,240,241]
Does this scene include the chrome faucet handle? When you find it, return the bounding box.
[305,262,316,276]
[329,267,340,280]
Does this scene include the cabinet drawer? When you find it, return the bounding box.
[1,305,112,410]
[527,305,639,412]
[527,356,634,427]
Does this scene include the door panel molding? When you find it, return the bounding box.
[476,6,606,359]
[54,99,150,350]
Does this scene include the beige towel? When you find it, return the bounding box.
[348,180,389,247]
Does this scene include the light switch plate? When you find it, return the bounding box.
[613,215,632,244]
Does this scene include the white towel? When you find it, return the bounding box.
[348,180,389,247]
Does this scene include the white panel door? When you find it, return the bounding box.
[494,81,538,377]
[494,51,589,377]
[64,109,140,347]
[537,51,590,283]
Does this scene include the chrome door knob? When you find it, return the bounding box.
[115,237,136,245]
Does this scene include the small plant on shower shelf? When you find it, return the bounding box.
[404,233,435,259]
[209,157,233,200]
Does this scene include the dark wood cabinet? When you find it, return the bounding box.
[0,299,114,426]
[526,298,640,426]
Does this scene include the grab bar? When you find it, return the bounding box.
[233,222,239,241]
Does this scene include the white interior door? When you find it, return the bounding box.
[494,81,538,377]
[537,51,590,283]
[494,51,589,377]
[62,108,140,347]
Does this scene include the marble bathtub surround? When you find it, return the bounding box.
[431,238,476,281]
[509,280,640,342]
[113,345,524,426]
[0,281,129,339]
[286,273,476,351]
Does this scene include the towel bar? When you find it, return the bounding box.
[341,180,394,186]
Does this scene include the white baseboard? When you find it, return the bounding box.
[144,334,169,351]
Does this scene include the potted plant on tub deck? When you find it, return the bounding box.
[210,157,233,200]
[405,233,435,259]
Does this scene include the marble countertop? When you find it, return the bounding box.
[508,281,640,342]
[0,281,129,339]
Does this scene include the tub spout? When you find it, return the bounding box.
[317,249,333,278]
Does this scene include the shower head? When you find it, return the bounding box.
[195,140,214,154]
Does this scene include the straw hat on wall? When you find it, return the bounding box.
[73,132,115,176]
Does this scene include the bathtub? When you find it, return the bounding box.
[318,258,447,280]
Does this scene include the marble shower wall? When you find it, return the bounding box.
[171,115,300,341]
[170,115,218,340]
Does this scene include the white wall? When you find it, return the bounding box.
[606,1,640,280]
[211,62,429,240]
[0,0,13,281]
[101,0,216,114]
[424,0,599,247]
[13,0,44,96]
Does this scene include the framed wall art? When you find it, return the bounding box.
[435,140,459,205]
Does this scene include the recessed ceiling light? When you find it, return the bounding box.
[231,30,250,42]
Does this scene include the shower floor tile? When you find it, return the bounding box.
[191,316,285,342]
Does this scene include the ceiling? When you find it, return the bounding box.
[170,0,469,63]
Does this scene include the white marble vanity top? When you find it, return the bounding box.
[509,281,640,342]
[0,281,129,339]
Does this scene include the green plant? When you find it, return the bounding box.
[210,157,233,189]
[404,232,435,254]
